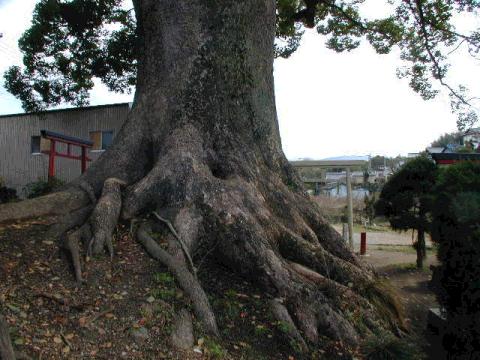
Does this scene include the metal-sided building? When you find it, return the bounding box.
[0,103,130,195]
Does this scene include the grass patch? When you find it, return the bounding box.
[204,338,226,359]
[153,272,175,285]
[373,245,435,254]
[362,333,425,360]
[390,262,432,273]
[363,279,406,330]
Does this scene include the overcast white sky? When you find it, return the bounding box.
[0,0,478,159]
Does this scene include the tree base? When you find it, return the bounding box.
[0,123,405,353]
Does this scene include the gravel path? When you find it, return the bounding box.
[332,225,433,247]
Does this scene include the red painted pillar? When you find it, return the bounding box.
[81,146,87,173]
[360,232,367,255]
[48,140,56,179]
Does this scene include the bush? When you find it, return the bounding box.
[0,185,18,204]
[23,177,64,199]
[375,156,437,268]
[362,333,423,360]
[430,161,480,359]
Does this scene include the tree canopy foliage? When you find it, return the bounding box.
[430,130,464,147]
[375,156,437,267]
[430,161,480,359]
[375,156,436,230]
[3,0,480,129]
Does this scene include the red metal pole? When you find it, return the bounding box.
[360,232,367,255]
[81,146,87,173]
[48,140,56,179]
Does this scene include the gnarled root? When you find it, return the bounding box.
[54,178,125,282]
[0,189,89,225]
[88,178,125,258]
[270,298,308,352]
[136,223,218,335]
[0,313,15,360]
[65,223,92,283]
[21,123,403,351]
[46,206,93,240]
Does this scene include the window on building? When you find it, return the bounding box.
[89,131,114,151]
[31,136,41,154]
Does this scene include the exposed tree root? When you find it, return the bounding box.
[136,223,218,336]
[0,124,405,354]
[269,298,308,352]
[33,291,88,312]
[52,178,125,282]
[0,190,89,225]
[46,206,93,240]
[278,228,372,287]
[65,223,91,283]
[88,178,125,258]
[152,211,196,277]
[0,313,15,360]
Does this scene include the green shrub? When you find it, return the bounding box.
[375,156,437,268]
[362,334,422,360]
[0,185,18,204]
[23,177,64,198]
[430,161,480,359]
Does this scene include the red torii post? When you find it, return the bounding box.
[40,130,93,179]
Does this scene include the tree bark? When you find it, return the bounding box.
[0,314,15,360]
[416,229,426,269]
[0,0,402,350]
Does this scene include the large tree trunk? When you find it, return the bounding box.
[0,0,403,350]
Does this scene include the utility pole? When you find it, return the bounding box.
[346,167,354,250]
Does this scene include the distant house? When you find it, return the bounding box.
[425,147,446,154]
[430,152,480,166]
[0,103,130,194]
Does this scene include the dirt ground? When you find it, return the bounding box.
[0,218,369,360]
[0,219,440,359]
[350,231,441,360]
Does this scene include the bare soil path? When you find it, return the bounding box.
[357,241,442,359]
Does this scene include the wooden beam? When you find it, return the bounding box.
[346,167,354,251]
[290,160,367,168]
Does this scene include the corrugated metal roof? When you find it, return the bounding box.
[0,102,130,119]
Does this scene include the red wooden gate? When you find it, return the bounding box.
[40,130,93,179]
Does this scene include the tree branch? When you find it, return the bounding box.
[409,0,472,106]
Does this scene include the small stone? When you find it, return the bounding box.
[130,327,149,342]
[146,296,155,303]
